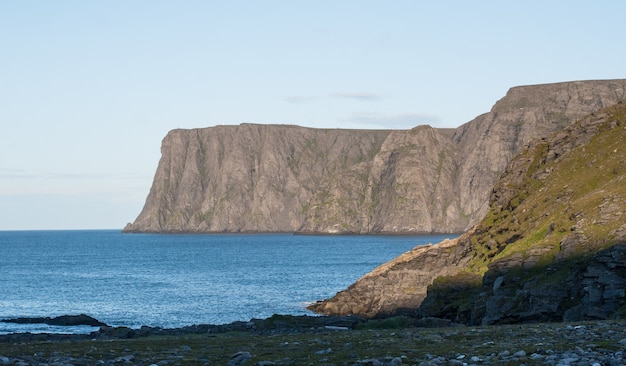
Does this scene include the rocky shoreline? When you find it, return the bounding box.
[1,315,626,365]
[0,314,369,342]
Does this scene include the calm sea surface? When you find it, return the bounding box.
[0,230,456,334]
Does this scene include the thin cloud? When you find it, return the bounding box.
[330,92,382,101]
[48,172,109,180]
[0,168,148,181]
[0,173,150,196]
[0,168,37,179]
[285,92,382,104]
[344,112,441,129]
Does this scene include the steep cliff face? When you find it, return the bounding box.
[298,126,461,233]
[452,79,626,229]
[125,79,626,233]
[309,101,626,324]
[124,124,390,232]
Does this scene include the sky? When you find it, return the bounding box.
[1,1,625,230]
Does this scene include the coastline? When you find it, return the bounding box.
[0,314,366,340]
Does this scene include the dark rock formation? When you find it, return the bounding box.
[309,101,626,324]
[1,314,107,327]
[125,79,626,234]
[470,243,626,325]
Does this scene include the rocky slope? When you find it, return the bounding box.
[124,79,626,233]
[308,101,626,325]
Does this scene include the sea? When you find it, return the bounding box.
[0,230,456,334]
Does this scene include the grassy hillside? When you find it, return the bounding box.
[472,102,624,269]
[420,102,626,324]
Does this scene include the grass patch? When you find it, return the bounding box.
[2,320,624,365]
[354,316,407,330]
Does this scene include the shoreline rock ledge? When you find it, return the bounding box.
[1,314,108,327]
[307,232,474,317]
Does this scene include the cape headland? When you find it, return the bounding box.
[124,79,626,234]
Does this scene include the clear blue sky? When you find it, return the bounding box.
[1,1,624,230]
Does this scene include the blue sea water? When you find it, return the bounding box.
[0,230,456,334]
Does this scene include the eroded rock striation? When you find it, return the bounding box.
[125,125,391,233]
[307,233,474,318]
[309,101,626,324]
[124,79,626,233]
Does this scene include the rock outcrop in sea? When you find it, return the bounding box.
[308,101,626,325]
[124,79,626,234]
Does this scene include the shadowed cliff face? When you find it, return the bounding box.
[308,101,626,324]
[124,79,626,234]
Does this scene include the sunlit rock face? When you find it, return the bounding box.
[124,79,626,234]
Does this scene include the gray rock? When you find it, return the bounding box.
[356,359,382,365]
[513,350,526,357]
[227,351,252,366]
[492,276,505,292]
[315,347,332,355]
[114,355,135,363]
[308,235,473,317]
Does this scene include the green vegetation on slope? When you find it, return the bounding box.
[467,102,626,274]
[420,102,626,324]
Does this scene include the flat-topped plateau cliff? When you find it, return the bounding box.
[124,79,626,233]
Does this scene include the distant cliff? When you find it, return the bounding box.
[308,101,626,324]
[124,125,391,233]
[124,79,626,233]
